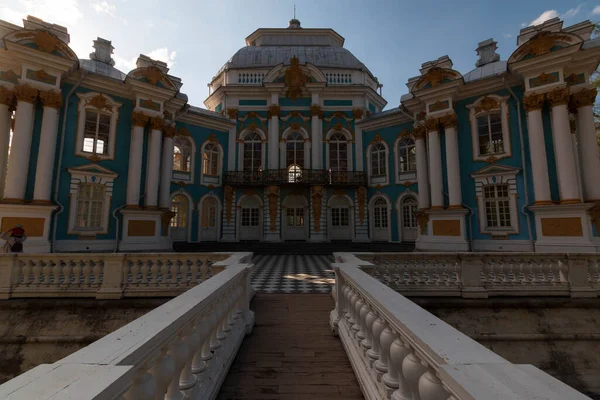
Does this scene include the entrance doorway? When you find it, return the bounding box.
[371,197,390,242]
[282,195,308,241]
[400,195,418,242]
[328,196,352,241]
[200,196,219,241]
[170,194,189,242]
[239,196,262,241]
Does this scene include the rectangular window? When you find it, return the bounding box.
[242,209,259,227]
[483,184,511,229]
[477,113,504,155]
[83,111,110,155]
[76,184,105,230]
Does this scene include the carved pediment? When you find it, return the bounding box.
[67,164,118,178]
[470,164,520,178]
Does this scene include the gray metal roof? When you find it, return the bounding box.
[80,59,126,81]
[187,105,231,122]
[463,60,507,83]
[217,45,372,76]
[582,36,600,49]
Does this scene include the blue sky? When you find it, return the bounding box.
[0,0,597,109]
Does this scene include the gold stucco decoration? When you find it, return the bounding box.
[206,133,219,143]
[523,93,545,112]
[369,134,383,145]
[177,127,191,137]
[224,186,234,224]
[483,155,499,164]
[572,88,597,108]
[140,66,165,86]
[311,186,324,232]
[150,116,165,131]
[397,129,412,139]
[131,111,149,127]
[540,217,583,237]
[432,220,461,236]
[416,211,429,235]
[352,108,364,119]
[424,118,440,132]
[474,96,500,113]
[285,56,308,100]
[523,32,572,57]
[163,125,177,138]
[1,69,19,85]
[226,108,239,120]
[267,105,281,118]
[0,87,14,106]
[14,84,38,103]
[439,114,458,129]
[39,90,63,109]
[266,186,280,232]
[413,126,426,140]
[357,186,367,225]
[33,30,62,53]
[86,94,113,111]
[546,87,570,107]
[423,68,453,87]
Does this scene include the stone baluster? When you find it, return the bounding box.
[126,111,149,207]
[165,335,189,400]
[389,338,413,400]
[32,90,63,203]
[0,88,13,198]
[348,289,359,327]
[413,126,430,210]
[4,84,38,202]
[440,114,462,208]
[217,302,228,340]
[572,88,600,201]
[402,350,428,400]
[419,368,450,400]
[523,93,552,205]
[547,87,581,204]
[179,324,200,391]
[425,118,444,209]
[374,323,395,378]
[352,297,365,338]
[210,308,222,350]
[361,310,377,353]
[367,317,386,366]
[123,366,157,400]
[150,347,176,400]
[357,300,370,345]
[145,117,165,208]
[191,319,211,375]
[159,126,176,209]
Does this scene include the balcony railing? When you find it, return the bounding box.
[224,169,367,186]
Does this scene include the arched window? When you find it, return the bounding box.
[243,132,262,172]
[329,133,348,172]
[201,197,217,228]
[288,164,302,183]
[477,113,503,155]
[398,138,416,173]
[373,198,388,229]
[173,137,192,172]
[401,196,418,228]
[76,183,105,230]
[170,194,188,229]
[286,132,305,168]
[370,143,387,177]
[202,143,219,176]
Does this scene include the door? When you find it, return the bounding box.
[239,196,261,241]
[200,197,218,241]
[329,196,352,241]
[372,197,389,242]
[401,196,418,242]
[170,194,189,242]
[282,196,307,241]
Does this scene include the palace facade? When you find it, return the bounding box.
[0,16,599,253]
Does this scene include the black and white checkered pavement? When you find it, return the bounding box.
[250,254,335,293]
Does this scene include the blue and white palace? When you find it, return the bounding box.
[0,15,599,253]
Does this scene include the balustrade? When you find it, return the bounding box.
[224,169,367,186]
[329,259,594,400]
[0,263,255,400]
[237,72,265,84]
[325,72,353,85]
[0,252,252,299]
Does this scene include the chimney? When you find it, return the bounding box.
[90,37,115,66]
[475,38,500,67]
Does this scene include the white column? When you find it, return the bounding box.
[126,112,148,207]
[268,100,279,170]
[524,93,552,205]
[574,88,600,201]
[226,109,238,171]
[145,117,164,208]
[4,85,38,202]
[159,126,175,209]
[0,90,13,199]
[441,114,462,208]
[425,119,443,209]
[414,127,430,209]
[548,88,580,204]
[354,108,364,171]
[32,90,62,203]
[311,92,323,170]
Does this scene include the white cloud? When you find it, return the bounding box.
[92,1,116,17]
[0,0,82,27]
[503,33,512,38]
[562,4,582,18]
[114,48,177,72]
[113,54,137,71]
[593,5,600,15]
[529,9,559,26]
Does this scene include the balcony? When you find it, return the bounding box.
[224,168,367,186]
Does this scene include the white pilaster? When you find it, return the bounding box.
[33,91,62,203]
[311,92,323,170]
[4,85,38,202]
[524,93,552,205]
[441,115,462,208]
[159,127,175,209]
[145,117,164,208]
[268,99,279,170]
[548,88,580,204]
[574,89,600,201]
[0,98,12,199]
[354,109,364,171]
[425,119,443,209]
[414,128,430,209]
[126,112,148,207]
[226,109,238,171]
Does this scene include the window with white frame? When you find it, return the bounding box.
[286,132,305,168]
[468,95,512,161]
[398,138,416,174]
[75,93,122,160]
[371,144,387,177]
[329,133,348,172]
[243,132,262,172]
[67,165,117,236]
[241,208,260,227]
[202,143,219,176]
[170,194,188,229]
[482,184,511,229]
[173,137,192,173]
[373,198,388,228]
[331,208,349,227]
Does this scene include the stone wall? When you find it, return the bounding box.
[416,297,600,400]
[0,298,168,383]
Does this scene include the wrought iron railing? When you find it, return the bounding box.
[224,169,367,186]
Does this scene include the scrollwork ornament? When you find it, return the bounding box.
[416,211,429,235]
[424,118,439,132]
[413,126,426,140]
[226,108,238,120]
[572,88,597,108]
[357,187,367,225]
[439,114,457,129]
[546,87,570,107]
[163,125,177,138]
[131,111,149,127]
[267,105,280,118]
[352,108,364,119]
[14,84,38,104]
[39,90,63,109]
[523,93,545,112]
[150,116,166,131]
[0,87,14,106]
[310,104,323,118]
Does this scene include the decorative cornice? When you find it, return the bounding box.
[439,114,458,129]
[352,108,364,119]
[267,104,280,118]
[523,93,545,112]
[33,30,62,54]
[85,94,113,111]
[474,96,500,113]
[522,31,572,57]
[0,87,14,106]
[163,125,177,138]
[571,88,597,108]
[424,118,439,132]
[149,116,165,131]
[546,87,570,107]
[226,108,239,120]
[310,104,323,118]
[413,125,426,140]
[39,90,63,109]
[131,111,149,127]
[14,84,38,104]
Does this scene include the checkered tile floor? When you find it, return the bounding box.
[250,255,335,294]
